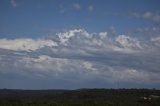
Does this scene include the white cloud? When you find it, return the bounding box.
[0,29,154,55]
[0,38,57,52]
[99,32,107,39]
[143,12,160,23]
[0,28,160,87]
[73,3,81,10]
[57,29,83,45]
[115,35,142,49]
[58,29,144,53]
[11,0,17,8]
[21,55,53,63]
[129,11,160,23]
[151,36,160,47]
[82,61,97,71]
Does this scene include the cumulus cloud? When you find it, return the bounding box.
[0,28,160,88]
[115,35,142,51]
[57,29,84,45]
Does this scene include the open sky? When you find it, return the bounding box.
[0,0,160,89]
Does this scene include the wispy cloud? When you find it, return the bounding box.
[73,3,81,10]
[129,11,160,23]
[10,0,17,8]
[143,12,160,23]
[88,5,94,12]
[59,4,66,14]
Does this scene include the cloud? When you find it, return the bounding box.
[59,4,66,14]
[0,38,57,52]
[143,12,160,23]
[73,3,81,10]
[115,35,142,50]
[88,5,94,12]
[129,11,160,23]
[0,28,160,88]
[10,0,17,8]
[82,61,97,71]
[57,29,83,45]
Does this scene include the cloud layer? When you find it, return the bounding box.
[0,38,57,52]
[0,28,160,89]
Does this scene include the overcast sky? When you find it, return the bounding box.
[0,0,160,89]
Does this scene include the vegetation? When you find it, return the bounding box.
[0,88,160,106]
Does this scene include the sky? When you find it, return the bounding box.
[0,0,160,89]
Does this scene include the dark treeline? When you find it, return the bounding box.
[0,88,160,106]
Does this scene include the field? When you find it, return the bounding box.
[0,89,160,106]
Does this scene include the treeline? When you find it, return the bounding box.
[0,88,160,106]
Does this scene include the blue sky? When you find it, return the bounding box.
[0,0,160,89]
[0,0,159,38]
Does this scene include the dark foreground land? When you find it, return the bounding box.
[0,89,160,106]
